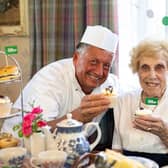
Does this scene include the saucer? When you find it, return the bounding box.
[128,156,159,168]
[0,108,21,119]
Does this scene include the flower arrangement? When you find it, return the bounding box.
[13,105,47,137]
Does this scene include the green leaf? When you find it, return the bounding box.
[32,123,38,132]
[13,124,20,131]
[18,130,23,137]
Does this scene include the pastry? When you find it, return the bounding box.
[0,137,19,148]
[103,86,118,108]
[0,132,19,148]
[135,108,152,116]
[0,65,20,82]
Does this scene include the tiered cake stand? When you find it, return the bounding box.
[0,51,24,119]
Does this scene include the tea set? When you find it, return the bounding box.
[42,113,102,167]
[0,112,160,168]
[0,147,27,167]
[0,113,102,167]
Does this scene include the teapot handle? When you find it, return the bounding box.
[84,122,102,151]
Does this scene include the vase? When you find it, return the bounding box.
[24,132,46,157]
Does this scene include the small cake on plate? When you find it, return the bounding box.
[0,95,12,117]
[0,65,20,82]
[135,108,152,116]
[103,86,118,108]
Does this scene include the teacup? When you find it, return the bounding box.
[30,150,67,168]
[0,147,27,167]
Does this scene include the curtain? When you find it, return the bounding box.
[29,0,118,75]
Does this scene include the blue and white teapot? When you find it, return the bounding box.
[44,113,101,167]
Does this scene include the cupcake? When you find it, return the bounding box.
[135,108,152,116]
[103,86,118,108]
[0,95,12,117]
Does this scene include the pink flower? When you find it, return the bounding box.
[23,113,36,121]
[22,126,32,137]
[22,120,31,128]
[31,107,43,114]
[37,121,47,127]
[22,113,35,127]
[13,106,48,138]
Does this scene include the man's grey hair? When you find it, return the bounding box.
[76,43,90,55]
[76,43,114,61]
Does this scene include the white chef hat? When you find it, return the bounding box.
[80,25,118,53]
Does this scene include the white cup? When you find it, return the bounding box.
[0,147,27,167]
[30,150,67,168]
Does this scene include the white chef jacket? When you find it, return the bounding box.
[2,58,121,134]
[112,87,168,154]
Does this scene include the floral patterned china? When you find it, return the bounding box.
[128,156,159,168]
[0,147,27,167]
[30,150,67,168]
[43,113,102,168]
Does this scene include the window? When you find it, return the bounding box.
[118,0,168,91]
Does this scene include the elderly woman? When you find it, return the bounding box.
[112,40,168,167]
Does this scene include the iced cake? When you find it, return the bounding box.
[0,95,12,117]
[135,108,152,116]
[103,86,118,108]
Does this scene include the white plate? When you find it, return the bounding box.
[128,156,159,168]
[0,108,21,119]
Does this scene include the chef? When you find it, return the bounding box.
[2,25,121,133]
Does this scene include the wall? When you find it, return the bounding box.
[0,36,31,102]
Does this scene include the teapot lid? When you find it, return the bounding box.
[56,113,83,128]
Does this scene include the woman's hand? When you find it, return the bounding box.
[133,115,168,147]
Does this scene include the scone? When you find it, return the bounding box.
[0,132,19,148]
[103,86,118,108]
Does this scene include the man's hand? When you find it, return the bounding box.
[48,93,111,131]
[72,93,111,123]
